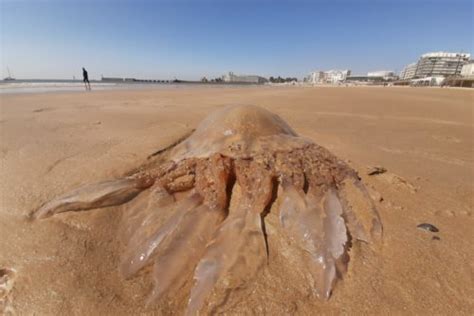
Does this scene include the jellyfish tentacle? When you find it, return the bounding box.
[121,155,234,282]
[186,159,272,315]
[301,145,383,243]
[187,209,265,315]
[120,193,202,279]
[148,204,224,304]
[276,147,382,298]
[119,184,175,245]
[31,176,154,219]
[146,156,232,302]
[279,175,349,299]
[337,176,383,243]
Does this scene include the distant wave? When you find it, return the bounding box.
[0,81,143,94]
[0,81,117,88]
[0,80,256,94]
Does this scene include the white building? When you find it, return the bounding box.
[410,76,446,86]
[222,72,267,84]
[307,70,351,84]
[367,70,396,80]
[399,52,470,80]
[414,52,470,78]
[460,61,474,77]
[399,63,418,80]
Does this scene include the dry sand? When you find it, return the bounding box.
[0,86,473,315]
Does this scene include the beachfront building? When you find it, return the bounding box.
[410,76,446,86]
[222,72,268,84]
[307,71,323,84]
[414,52,470,78]
[397,52,471,86]
[367,70,396,80]
[461,61,474,78]
[399,52,470,80]
[399,63,418,80]
[345,75,386,85]
[307,70,351,84]
[415,52,470,77]
[442,60,474,88]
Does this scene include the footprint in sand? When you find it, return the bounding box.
[435,209,472,218]
[33,107,57,113]
[431,135,461,144]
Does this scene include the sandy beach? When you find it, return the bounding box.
[0,86,473,314]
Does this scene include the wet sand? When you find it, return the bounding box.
[0,86,473,314]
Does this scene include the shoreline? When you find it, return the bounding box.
[0,81,274,95]
[2,81,472,96]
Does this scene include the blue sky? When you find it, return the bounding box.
[1,0,472,80]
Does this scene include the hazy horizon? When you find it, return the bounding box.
[1,0,472,80]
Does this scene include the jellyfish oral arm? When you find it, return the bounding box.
[31,177,154,219]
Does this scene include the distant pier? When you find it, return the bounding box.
[100,76,266,85]
[101,77,172,83]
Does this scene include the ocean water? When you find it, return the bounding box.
[0,80,259,94]
[0,80,184,94]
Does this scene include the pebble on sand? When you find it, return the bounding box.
[367,166,387,175]
[417,223,439,233]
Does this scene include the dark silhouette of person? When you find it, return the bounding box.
[82,67,91,91]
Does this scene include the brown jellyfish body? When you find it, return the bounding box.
[32,105,382,314]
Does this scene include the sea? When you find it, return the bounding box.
[0,79,258,94]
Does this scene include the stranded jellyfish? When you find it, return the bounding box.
[32,105,382,314]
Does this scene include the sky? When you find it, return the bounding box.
[1,0,472,80]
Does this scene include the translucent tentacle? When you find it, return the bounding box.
[120,193,202,278]
[148,205,224,303]
[338,176,383,242]
[143,155,232,303]
[279,182,348,299]
[119,184,175,246]
[32,177,154,219]
[186,207,266,315]
[186,160,272,315]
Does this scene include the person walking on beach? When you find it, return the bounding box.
[82,67,91,91]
